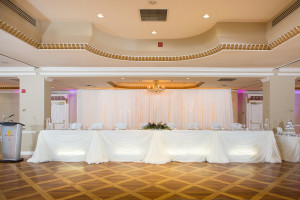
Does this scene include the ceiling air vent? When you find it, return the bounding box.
[140,9,167,21]
[218,78,236,81]
[0,0,36,26]
[272,0,300,27]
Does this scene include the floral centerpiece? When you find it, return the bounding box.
[143,122,171,130]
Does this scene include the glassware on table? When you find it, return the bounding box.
[242,124,246,130]
[264,118,269,130]
[46,118,52,130]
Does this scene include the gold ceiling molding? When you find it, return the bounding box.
[0,87,19,89]
[107,81,204,89]
[0,20,40,48]
[0,19,299,61]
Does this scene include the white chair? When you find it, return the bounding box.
[115,122,127,130]
[91,122,104,130]
[276,127,283,134]
[139,122,148,129]
[71,123,83,130]
[186,122,199,130]
[167,123,176,130]
[210,123,221,130]
[230,123,242,130]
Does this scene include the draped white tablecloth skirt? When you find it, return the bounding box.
[275,134,300,162]
[28,130,282,164]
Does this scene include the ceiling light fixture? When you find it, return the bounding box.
[147,80,165,93]
[186,78,190,79]
[151,31,157,35]
[97,13,104,18]
[121,77,125,79]
[203,14,210,19]
[149,0,157,4]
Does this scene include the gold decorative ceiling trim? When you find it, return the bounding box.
[107,81,204,89]
[268,26,300,49]
[0,20,40,48]
[0,87,19,89]
[0,20,299,61]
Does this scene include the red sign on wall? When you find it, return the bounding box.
[158,42,163,47]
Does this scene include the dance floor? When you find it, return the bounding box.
[1,158,300,200]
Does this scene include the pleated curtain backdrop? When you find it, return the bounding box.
[77,89,233,130]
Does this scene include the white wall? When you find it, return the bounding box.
[0,91,19,122]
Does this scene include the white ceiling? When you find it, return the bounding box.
[17,0,293,39]
[0,0,299,91]
[1,28,300,69]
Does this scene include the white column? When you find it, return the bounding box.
[19,75,51,131]
[262,74,295,130]
[19,75,51,151]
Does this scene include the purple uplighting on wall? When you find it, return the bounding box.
[295,91,300,133]
[295,91,300,117]
[237,90,246,93]
[68,89,77,94]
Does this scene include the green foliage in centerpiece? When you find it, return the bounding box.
[143,122,171,130]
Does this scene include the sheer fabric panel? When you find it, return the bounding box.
[78,89,233,129]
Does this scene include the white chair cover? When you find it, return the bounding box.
[71,123,83,130]
[139,122,148,130]
[276,127,283,134]
[115,122,127,130]
[210,123,221,130]
[230,123,242,130]
[92,122,104,130]
[167,123,176,129]
[186,122,199,130]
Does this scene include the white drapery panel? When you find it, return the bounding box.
[78,89,233,129]
[28,130,282,164]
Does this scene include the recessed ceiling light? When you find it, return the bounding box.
[121,77,125,80]
[149,0,156,4]
[151,31,157,35]
[51,87,54,89]
[203,14,210,19]
[186,78,190,80]
[97,13,104,18]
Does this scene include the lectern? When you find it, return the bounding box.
[0,122,24,162]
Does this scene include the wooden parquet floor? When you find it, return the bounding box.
[0,158,300,200]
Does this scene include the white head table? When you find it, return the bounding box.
[28,130,282,164]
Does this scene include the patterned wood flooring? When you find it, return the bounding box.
[0,158,300,200]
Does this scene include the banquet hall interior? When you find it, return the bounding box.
[0,0,300,199]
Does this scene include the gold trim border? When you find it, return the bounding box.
[0,87,19,89]
[0,20,299,62]
[107,81,204,89]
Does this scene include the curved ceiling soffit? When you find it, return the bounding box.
[0,20,299,62]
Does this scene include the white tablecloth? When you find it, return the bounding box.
[28,130,282,164]
[275,134,300,162]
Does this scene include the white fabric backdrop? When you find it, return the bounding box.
[78,89,233,129]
